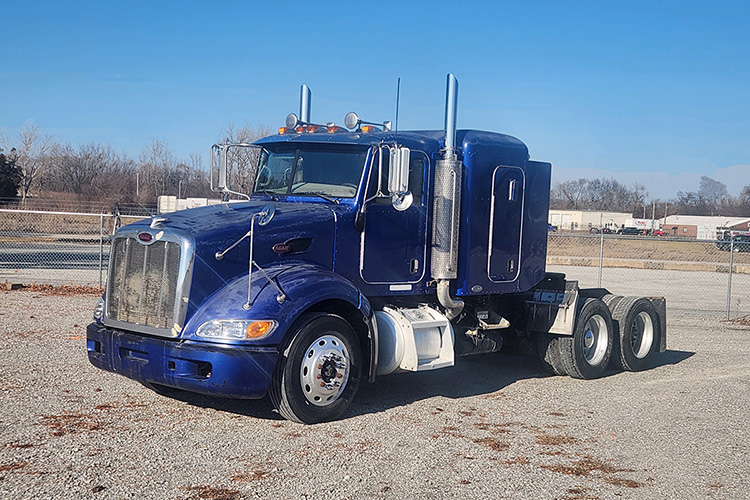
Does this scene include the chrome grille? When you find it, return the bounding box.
[107,237,183,330]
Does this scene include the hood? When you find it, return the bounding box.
[124,200,340,316]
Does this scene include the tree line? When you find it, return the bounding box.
[0,122,270,213]
[2,121,748,217]
[551,176,750,218]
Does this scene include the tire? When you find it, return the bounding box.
[601,294,624,312]
[557,298,614,379]
[535,333,566,376]
[610,296,659,371]
[270,313,362,424]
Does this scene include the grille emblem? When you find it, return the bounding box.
[138,232,153,243]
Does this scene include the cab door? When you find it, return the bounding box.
[360,149,428,285]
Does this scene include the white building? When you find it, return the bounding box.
[663,215,750,240]
[548,210,632,231]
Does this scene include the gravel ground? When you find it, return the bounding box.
[0,289,748,500]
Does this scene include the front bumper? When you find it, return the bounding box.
[86,323,278,399]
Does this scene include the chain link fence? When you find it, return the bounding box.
[547,233,749,321]
[0,209,146,288]
[1,209,747,321]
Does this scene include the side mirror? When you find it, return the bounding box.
[210,143,229,192]
[388,146,413,211]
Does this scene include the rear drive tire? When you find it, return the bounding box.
[536,333,567,376]
[601,294,624,312]
[611,296,659,371]
[270,313,361,424]
[557,298,614,379]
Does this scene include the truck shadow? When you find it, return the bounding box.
[646,349,694,368]
[156,349,694,421]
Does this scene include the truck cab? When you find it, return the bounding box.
[87,75,666,423]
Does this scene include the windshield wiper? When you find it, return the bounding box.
[257,189,279,201]
[298,192,338,204]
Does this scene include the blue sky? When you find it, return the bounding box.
[2,0,749,200]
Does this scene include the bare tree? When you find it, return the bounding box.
[551,177,649,214]
[138,139,177,202]
[49,142,117,195]
[15,122,52,207]
[219,124,272,194]
[552,179,588,209]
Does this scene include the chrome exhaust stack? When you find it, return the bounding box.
[300,84,311,124]
[431,73,464,320]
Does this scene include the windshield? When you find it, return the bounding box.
[254,146,368,199]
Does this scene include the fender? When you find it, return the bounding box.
[182,262,374,360]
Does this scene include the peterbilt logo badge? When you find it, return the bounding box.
[138,232,153,243]
[273,243,291,254]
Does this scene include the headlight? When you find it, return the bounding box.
[196,320,277,341]
[93,298,105,322]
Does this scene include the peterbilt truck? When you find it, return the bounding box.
[87,74,666,424]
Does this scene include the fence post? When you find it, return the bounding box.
[99,212,104,289]
[726,237,734,321]
[598,231,604,288]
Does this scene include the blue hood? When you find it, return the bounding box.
[125,200,338,319]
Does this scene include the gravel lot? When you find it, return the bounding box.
[1,288,748,500]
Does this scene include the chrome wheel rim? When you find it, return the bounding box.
[630,311,654,359]
[300,335,350,407]
[583,315,608,365]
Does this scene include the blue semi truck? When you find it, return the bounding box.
[87,75,666,423]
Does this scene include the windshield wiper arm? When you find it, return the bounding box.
[303,192,338,204]
[257,189,279,201]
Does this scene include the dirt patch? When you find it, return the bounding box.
[180,485,242,500]
[4,442,39,449]
[540,455,642,488]
[603,476,643,488]
[723,315,750,328]
[432,426,465,439]
[474,422,513,433]
[541,456,631,476]
[559,486,602,500]
[472,437,510,452]
[39,411,107,436]
[232,469,272,482]
[536,434,579,446]
[0,461,28,472]
[19,284,103,295]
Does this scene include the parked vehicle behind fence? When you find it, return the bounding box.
[716,234,750,252]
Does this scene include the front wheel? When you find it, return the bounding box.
[557,298,614,379]
[270,313,362,424]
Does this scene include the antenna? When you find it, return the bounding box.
[394,77,401,134]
